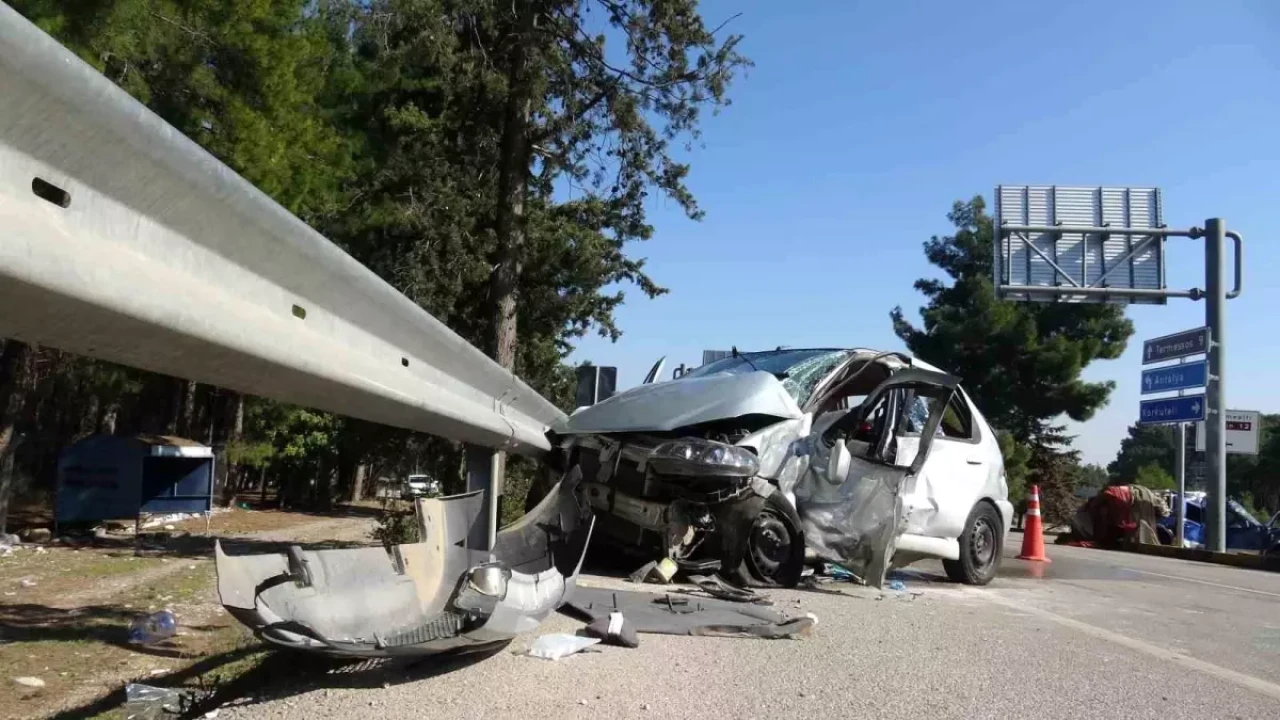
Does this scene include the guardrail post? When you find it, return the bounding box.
[465,445,502,552]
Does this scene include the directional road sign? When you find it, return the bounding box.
[1140,361,1207,395]
[1139,395,1205,425]
[1195,410,1261,455]
[1142,328,1209,365]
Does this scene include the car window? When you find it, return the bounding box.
[904,392,973,439]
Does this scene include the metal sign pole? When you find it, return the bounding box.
[1204,218,1227,553]
[1175,356,1186,547]
[1175,422,1186,547]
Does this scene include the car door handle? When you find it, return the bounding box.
[965,458,983,465]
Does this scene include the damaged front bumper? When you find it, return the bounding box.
[215,479,594,658]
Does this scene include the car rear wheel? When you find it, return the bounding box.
[943,502,1003,586]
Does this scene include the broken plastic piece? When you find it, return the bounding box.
[527,633,600,660]
[566,587,815,640]
[214,476,594,658]
[687,574,770,604]
[124,683,196,719]
[583,611,640,648]
[885,579,906,592]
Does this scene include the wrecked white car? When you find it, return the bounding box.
[215,477,593,657]
[535,348,1013,588]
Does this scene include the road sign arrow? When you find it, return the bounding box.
[1192,400,1202,415]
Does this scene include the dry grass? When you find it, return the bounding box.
[0,508,374,719]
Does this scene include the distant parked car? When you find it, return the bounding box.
[1158,495,1280,553]
[401,474,440,500]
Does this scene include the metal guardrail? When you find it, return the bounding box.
[0,4,564,456]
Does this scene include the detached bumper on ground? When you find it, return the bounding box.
[214,479,594,657]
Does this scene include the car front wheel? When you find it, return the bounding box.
[943,502,1003,585]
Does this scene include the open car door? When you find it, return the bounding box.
[793,368,960,588]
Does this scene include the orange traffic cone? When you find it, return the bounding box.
[1017,485,1051,563]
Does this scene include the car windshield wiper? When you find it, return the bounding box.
[732,346,790,380]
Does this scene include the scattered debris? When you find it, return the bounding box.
[19,577,36,588]
[826,563,859,582]
[686,574,771,604]
[527,633,601,661]
[13,676,45,688]
[129,610,178,645]
[34,546,47,554]
[124,683,198,719]
[583,611,640,648]
[21,527,52,543]
[885,579,907,592]
[628,558,678,584]
[566,587,817,640]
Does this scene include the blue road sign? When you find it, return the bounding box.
[1142,327,1209,365]
[1139,395,1206,425]
[1140,361,1207,395]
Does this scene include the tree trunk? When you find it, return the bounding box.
[177,379,197,437]
[97,402,118,435]
[0,340,34,536]
[487,7,537,370]
[351,463,367,503]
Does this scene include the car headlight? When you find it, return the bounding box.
[468,562,511,599]
[647,438,760,478]
[454,562,511,616]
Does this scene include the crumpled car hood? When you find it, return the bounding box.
[555,370,802,435]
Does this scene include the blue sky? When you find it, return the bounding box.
[567,0,1280,466]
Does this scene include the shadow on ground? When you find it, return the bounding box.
[50,641,509,719]
[49,522,377,562]
[0,602,232,659]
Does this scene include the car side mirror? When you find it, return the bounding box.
[828,438,851,482]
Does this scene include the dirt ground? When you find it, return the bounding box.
[0,507,378,720]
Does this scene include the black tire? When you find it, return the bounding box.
[943,502,1004,586]
[718,492,805,589]
[1156,525,1174,546]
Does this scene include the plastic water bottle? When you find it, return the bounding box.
[128,610,177,645]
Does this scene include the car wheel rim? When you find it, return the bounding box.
[748,511,792,581]
[970,516,996,570]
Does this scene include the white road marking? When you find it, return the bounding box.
[981,591,1280,702]
[1130,569,1280,599]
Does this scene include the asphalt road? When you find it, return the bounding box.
[216,539,1280,720]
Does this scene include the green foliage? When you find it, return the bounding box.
[1108,424,1178,482]
[997,430,1031,503]
[1075,462,1108,495]
[2,0,746,518]
[371,499,420,551]
[1133,463,1175,491]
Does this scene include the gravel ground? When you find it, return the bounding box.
[207,540,1280,720]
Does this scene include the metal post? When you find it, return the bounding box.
[1204,218,1227,553]
[464,445,502,553]
[1174,356,1186,548]
[1175,423,1186,547]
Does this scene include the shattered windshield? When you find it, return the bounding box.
[681,349,853,407]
